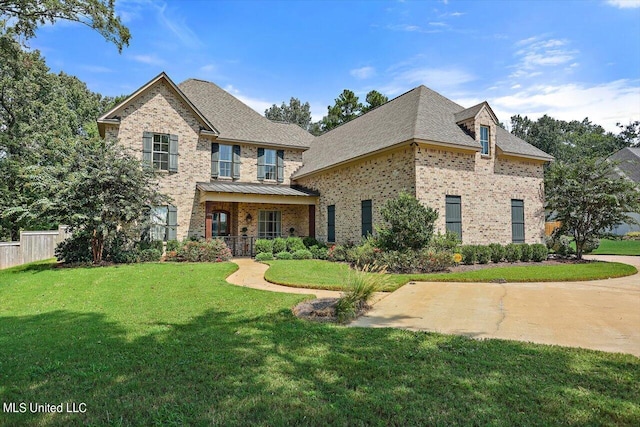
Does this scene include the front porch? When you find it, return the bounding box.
[197,182,319,256]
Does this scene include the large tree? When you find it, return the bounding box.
[10,138,168,263]
[545,158,640,259]
[361,90,388,113]
[0,0,130,51]
[264,97,312,130]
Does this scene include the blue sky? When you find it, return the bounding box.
[32,0,640,131]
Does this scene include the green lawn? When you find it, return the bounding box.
[591,239,640,255]
[264,259,637,290]
[1,261,639,426]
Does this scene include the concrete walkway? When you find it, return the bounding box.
[351,255,640,357]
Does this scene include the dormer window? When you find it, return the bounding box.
[480,126,490,156]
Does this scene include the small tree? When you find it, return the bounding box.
[545,158,640,259]
[375,191,438,251]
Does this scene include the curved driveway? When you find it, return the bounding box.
[350,255,640,357]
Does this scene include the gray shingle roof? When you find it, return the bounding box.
[179,79,314,149]
[196,182,318,197]
[608,147,640,183]
[292,85,553,178]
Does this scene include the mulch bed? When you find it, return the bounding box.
[447,257,592,273]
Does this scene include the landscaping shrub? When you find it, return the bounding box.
[531,244,548,262]
[166,240,180,252]
[504,243,522,263]
[335,265,390,323]
[460,245,477,265]
[275,251,293,260]
[328,244,351,262]
[430,231,461,252]
[351,240,378,268]
[519,243,532,262]
[476,245,491,264]
[488,243,504,263]
[309,245,329,260]
[303,237,324,248]
[286,237,306,253]
[166,240,232,262]
[138,248,162,262]
[55,231,94,263]
[292,249,313,260]
[418,248,455,272]
[582,238,600,254]
[548,234,574,257]
[376,250,418,273]
[255,239,273,255]
[375,191,438,251]
[138,239,163,252]
[255,252,274,261]
[272,237,287,254]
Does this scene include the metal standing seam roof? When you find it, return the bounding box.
[196,182,319,197]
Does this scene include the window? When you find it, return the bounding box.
[445,196,462,240]
[143,132,178,172]
[150,205,177,241]
[257,148,284,182]
[264,149,277,180]
[258,210,281,238]
[218,145,233,177]
[361,200,372,237]
[211,210,229,237]
[480,126,490,156]
[512,199,525,243]
[327,205,335,242]
[212,144,240,179]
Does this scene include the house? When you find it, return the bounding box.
[607,147,640,235]
[98,72,553,254]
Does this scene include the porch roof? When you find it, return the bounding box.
[197,182,319,205]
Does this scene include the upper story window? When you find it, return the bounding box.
[211,143,240,179]
[257,148,285,183]
[143,132,178,172]
[480,126,490,156]
[219,145,233,177]
[264,149,277,180]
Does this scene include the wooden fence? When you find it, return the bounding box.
[0,226,70,270]
[545,221,562,236]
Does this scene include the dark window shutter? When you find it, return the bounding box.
[168,134,178,172]
[142,132,153,165]
[361,200,372,237]
[445,195,462,240]
[276,150,284,183]
[211,143,219,178]
[511,199,525,243]
[167,205,178,241]
[232,145,241,179]
[257,148,265,180]
[327,205,336,243]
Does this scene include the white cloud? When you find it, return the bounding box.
[489,80,640,132]
[155,3,203,49]
[510,37,578,79]
[350,66,376,79]
[606,0,640,8]
[130,54,166,66]
[223,85,273,114]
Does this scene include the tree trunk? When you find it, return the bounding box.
[91,229,104,264]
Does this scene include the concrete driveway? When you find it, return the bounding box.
[351,255,640,357]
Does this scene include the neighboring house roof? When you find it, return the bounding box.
[292,85,553,178]
[179,79,314,149]
[196,182,319,197]
[608,147,640,183]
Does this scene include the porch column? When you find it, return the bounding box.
[308,205,316,238]
[205,202,212,240]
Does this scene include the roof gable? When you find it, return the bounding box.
[454,101,499,124]
[97,72,218,138]
[608,147,640,183]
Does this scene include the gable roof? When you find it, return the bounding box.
[97,72,218,138]
[178,79,313,149]
[454,101,498,124]
[608,147,640,183]
[292,85,553,178]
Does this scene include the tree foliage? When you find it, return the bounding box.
[361,90,388,114]
[0,0,130,51]
[9,138,168,263]
[545,158,640,259]
[264,97,312,130]
[375,191,438,251]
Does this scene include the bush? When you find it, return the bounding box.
[166,240,180,252]
[55,231,93,263]
[328,244,352,262]
[303,237,324,248]
[255,239,273,255]
[531,244,548,262]
[375,191,438,251]
[286,237,306,253]
[292,249,313,260]
[255,252,274,261]
[166,240,232,262]
[138,239,163,252]
[519,243,532,262]
[335,266,389,323]
[582,238,600,254]
[476,245,491,264]
[272,237,287,254]
[548,234,574,257]
[309,245,329,260]
[418,249,455,272]
[351,240,378,268]
[460,245,477,265]
[376,250,418,273]
[275,251,293,260]
[624,231,640,240]
[488,243,504,263]
[504,243,522,263]
[430,231,461,252]
[138,248,162,262]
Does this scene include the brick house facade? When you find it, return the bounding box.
[98,72,552,251]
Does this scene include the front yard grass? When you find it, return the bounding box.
[264,259,637,290]
[1,261,639,426]
[590,238,640,256]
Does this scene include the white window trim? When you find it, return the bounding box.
[219,144,233,178]
[479,125,490,156]
[152,133,170,171]
[264,149,277,181]
[258,210,281,238]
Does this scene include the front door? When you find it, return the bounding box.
[211,210,229,237]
